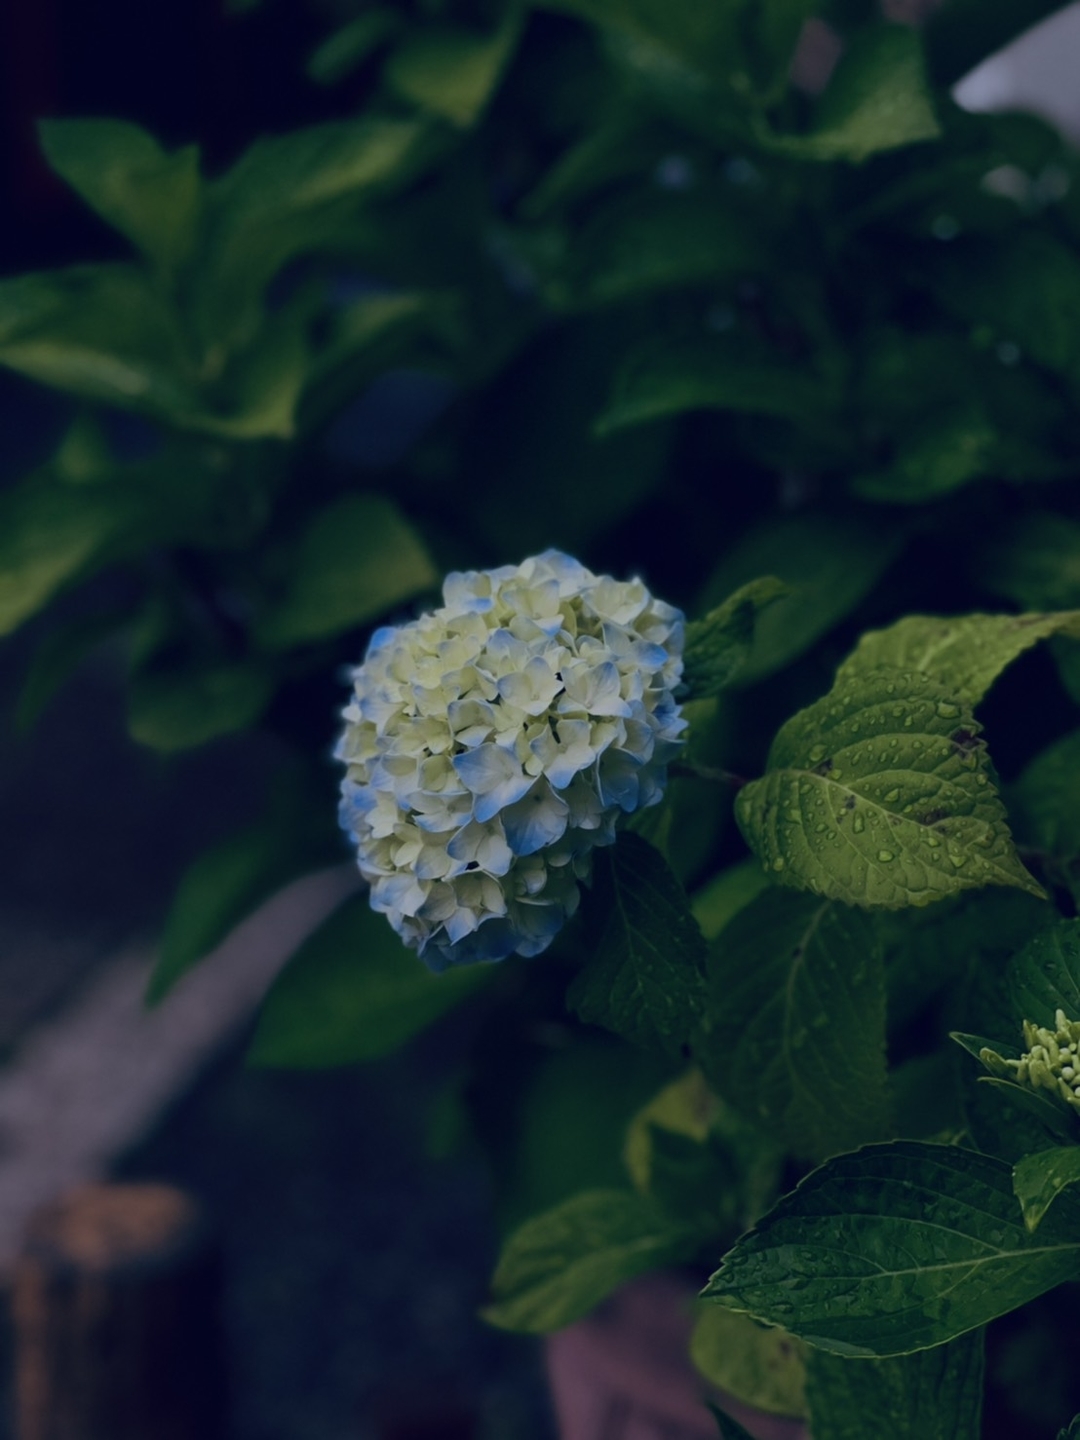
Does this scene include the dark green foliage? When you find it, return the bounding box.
[12,4,1080,1436]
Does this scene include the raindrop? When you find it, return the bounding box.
[936,702,960,719]
[772,857,786,872]
[877,850,895,862]
[853,815,865,834]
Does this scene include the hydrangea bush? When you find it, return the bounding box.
[337,550,686,966]
[9,0,1080,1436]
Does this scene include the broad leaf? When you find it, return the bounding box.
[682,577,788,700]
[696,514,904,684]
[482,1188,697,1333]
[805,1330,984,1440]
[979,513,1080,612]
[763,23,940,164]
[38,119,200,274]
[835,611,1080,708]
[1059,1414,1080,1440]
[386,9,522,128]
[249,892,492,1066]
[128,659,276,751]
[1014,1147,1080,1232]
[1011,728,1080,864]
[735,667,1043,908]
[568,833,708,1059]
[691,1306,807,1418]
[256,494,437,649]
[701,891,890,1161]
[701,1141,1080,1356]
[0,265,198,420]
[148,789,337,1003]
[1007,920,1080,1036]
[596,334,831,435]
[307,10,401,86]
[691,860,770,941]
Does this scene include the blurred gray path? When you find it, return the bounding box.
[0,864,357,1270]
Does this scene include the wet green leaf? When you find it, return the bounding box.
[737,667,1042,908]
[1014,1147,1080,1231]
[805,1330,984,1440]
[835,611,1080,708]
[568,833,708,1059]
[250,892,492,1066]
[702,1140,1080,1355]
[764,23,940,163]
[701,890,890,1160]
[483,1188,697,1332]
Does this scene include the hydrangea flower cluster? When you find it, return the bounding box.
[981,1010,1080,1114]
[337,550,686,969]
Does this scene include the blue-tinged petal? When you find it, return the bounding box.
[502,782,570,855]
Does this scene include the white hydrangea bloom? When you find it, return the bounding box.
[336,550,686,969]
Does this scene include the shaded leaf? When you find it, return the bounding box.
[148,789,337,1003]
[691,1306,807,1418]
[482,1188,697,1333]
[701,890,890,1160]
[701,1140,1080,1356]
[735,667,1043,908]
[763,23,940,163]
[1007,920,1080,1037]
[1014,1147,1080,1232]
[805,1330,983,1440]
[683,576,788,700]
[17,608,127,730]
[307,10,401,86]
[707,1407,758,1440]
[257,494,437,649]
[128,659,276,751]
[697,514,904,684]
[835,610,1080,708]
[691,860,771,942]
[568,834,708,1059]
[596,333,831,435]
[386,8,522,128]
[1011,728,1080,864]
[249,892,491,1066]
[38,119,200,274]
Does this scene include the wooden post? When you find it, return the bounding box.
[12,1183,228,1440]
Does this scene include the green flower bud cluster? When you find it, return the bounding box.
[982,1010,1080,1113]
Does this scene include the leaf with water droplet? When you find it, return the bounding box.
[1013,1146,1080,1231]
[805,1329,984,1440]
[700,891,890,1162]
[702,1140,1080,1355]
[835,610,1080,708]
[736,667,1043,909]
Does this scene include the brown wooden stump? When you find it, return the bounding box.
[12,1182,228,1440]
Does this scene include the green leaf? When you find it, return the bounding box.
[249,893,492,1067]
[805,1330,984,1440]
[197,119,433,346]
[17,608,127,730]
[1058,1413,1080,1440]
[683,577,789,700]
[691,1306,807,1418]
[853,404,998,504]
[702,1140,1080,1353]
[306,10,401,86]
[558,190,763,309]
[256,494,437,650]
[148,789,336,1003]
[735,667,1044,908]
[128,659,275,751]
[1006,920,1080,1035]
[980,513,1080,612]
[595,333,831,435]
[0,265,198,419]
[691,860,771,941]
[38,119,200,274]
[763,23,940,163]
[701,1140,1080,1356]
[534,0,741,75]
[701,891,890,1161]
[1014,1147,1080,1232]
[567,834,708,1059]
[1011,728,1080,865]
[696,514,904,685]
[836,611,1080,707]
[482,1188,697,1333]
[386,8,523,128]
[623,1068,714,1192]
